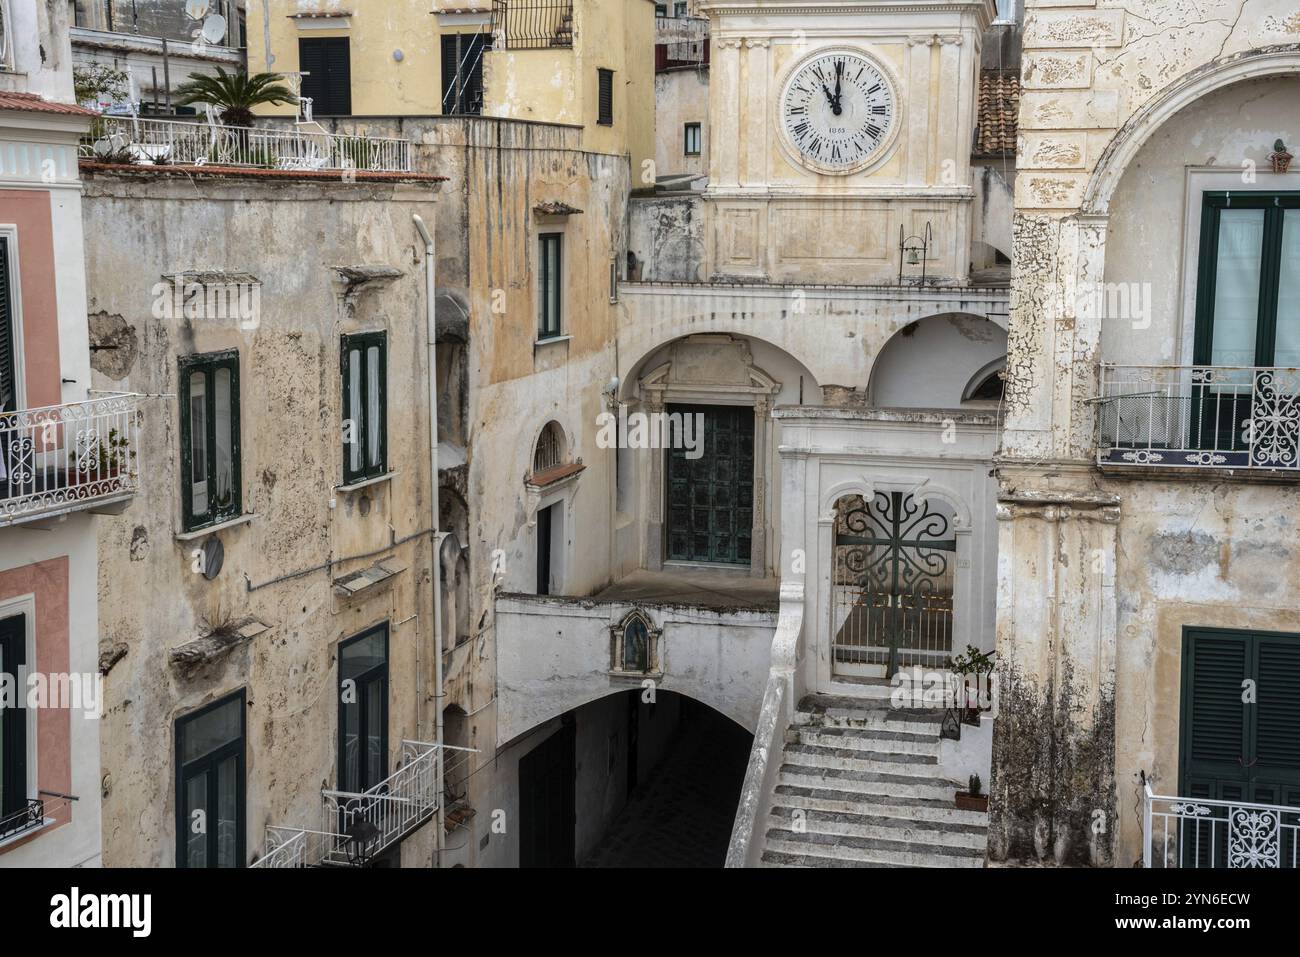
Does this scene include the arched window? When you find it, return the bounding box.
[532,421,565,475]
[962,358,1006,403]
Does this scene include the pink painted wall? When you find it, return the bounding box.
[0,556,71,854]
[2,191,62,409]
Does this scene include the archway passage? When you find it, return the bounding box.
[514,689,751,868]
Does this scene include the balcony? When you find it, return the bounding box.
[252,740,439,868]
[0,394,141,528]
[80,116,413,174]
[1144,786,1299,868]
[490,1,574,50]
[1098,364,1300,473]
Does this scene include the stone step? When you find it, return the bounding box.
[767,805,987,850]
[760,849,908,868]
[779,765,958,802]
[782,748,955,781]
[764,831,984,868]
[786,740,939,768]
[797,726,941,758]
[795,706,945,733]
[773,784,989,826]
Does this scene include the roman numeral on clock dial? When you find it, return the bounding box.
[781,51,896,170]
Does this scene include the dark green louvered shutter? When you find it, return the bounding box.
[299,38,351,117]
[1182,632,1249,801]
[1255,637,1300,789]
[0,236,15,413]
[1179,630,1300,866]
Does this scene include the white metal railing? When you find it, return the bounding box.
[1098,363,1300,470]
[1143,785,1300,868]
[80,115,412,173]
[0,393,141,526]
[252,740,439,868]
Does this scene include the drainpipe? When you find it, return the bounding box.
[413,213,446,867]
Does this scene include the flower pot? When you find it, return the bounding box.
[955,791,989,813]
[1271,150,1294,174]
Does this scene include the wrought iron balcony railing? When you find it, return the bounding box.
[490,0,574,50]
[80,116,413,174]
[252,740,439,868]
[1097,364,1300,471]
[0,799,45,843]
[0,393,141,527]
[1143,786,1299,868]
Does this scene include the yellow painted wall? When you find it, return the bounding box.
[246,2,481,116]
[246,0,656,172]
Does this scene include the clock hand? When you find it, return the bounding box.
[833,62,844,115]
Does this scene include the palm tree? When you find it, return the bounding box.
[174,69,298,128]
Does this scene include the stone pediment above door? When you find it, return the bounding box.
[639,334,781,399]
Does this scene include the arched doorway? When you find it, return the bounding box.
[514,689,752,868]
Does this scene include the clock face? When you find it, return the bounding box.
[781,51,896,172]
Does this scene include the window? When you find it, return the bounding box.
[1195,193,1300,368]
[993,0,1016,23]
[0,234,16,415]
[674,1,689,16]
[441,32,490,116]
[609,610,661,676]
[684,122,702,157]
[532,421,564,474]
[175,691,245,868]
[597,68,614,126]
[655,3,667,15]
[299,37,352,116]
[0,612,29,837]
[341,332,387,485]
[338,625,388,795]
[179,351,241,532]
[538,233,563,340]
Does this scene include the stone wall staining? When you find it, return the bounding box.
[994,0,1300,866]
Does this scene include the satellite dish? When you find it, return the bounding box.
[200,14,227,45]
[185,0,212,20]
[201,537,225,581]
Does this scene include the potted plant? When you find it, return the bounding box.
[74,428,135,491]
[948,644,997,724]
[1270,139,1294,174]
[175,69,298,163]
[955,773,989,813]
[174,69,298,129]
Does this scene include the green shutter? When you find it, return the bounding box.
[0,237,15,412]
[1182,628,1300,801]
[1256,637,1300,778]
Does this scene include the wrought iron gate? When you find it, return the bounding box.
[831,491,955,677]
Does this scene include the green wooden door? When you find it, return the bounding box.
[665,404,754,565]
[1180,628,1300,865]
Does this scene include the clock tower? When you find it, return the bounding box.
[699,0,996,285]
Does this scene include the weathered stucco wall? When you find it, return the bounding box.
[495,594,776,743]
[83,169,442,867]
[994,0,1300,867]
[655,67,709,179]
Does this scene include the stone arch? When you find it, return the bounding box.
[618,331,821,406]
[820,476,974,532]
[505,684,754,745]
[867,313,1008,409]
[1083,46,1300,216]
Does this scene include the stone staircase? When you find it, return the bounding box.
[760,691,987,868]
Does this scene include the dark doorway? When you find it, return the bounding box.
[582,693,751,868]
[666,404,754,565]
[536,504,555,595]
[626,693,640,794]
[519,717,576,867]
